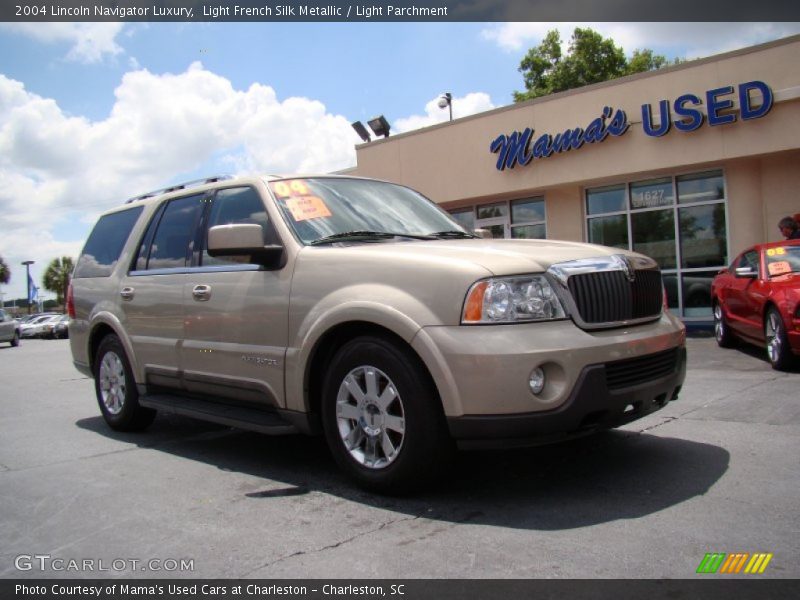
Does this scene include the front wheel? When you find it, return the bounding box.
[321,336,454,494]
[765,308,795,371]
[94,335,156,431]
[713,303,736,348]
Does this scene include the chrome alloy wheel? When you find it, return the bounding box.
[99,351,127,415]
[335,366,406,469]
[765,311,784,364]
[714,304,725,343]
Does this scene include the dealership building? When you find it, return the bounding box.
[348,34,800,322]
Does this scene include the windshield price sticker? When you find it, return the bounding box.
[286,196,332,222]
[767,261,792,276]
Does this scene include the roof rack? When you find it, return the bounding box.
[124,175,233,204]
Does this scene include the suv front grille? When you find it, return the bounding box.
[605,348,679,390]
[567,269,663,324]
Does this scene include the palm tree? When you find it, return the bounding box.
[0,255,9,286]
[43,256,75,310]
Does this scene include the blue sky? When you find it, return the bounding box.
[1,21,799,301]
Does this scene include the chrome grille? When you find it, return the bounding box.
[567,269,663,324]
[605,348,680,390]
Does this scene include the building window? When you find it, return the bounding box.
[586,169,728,320]
[449,208,475,232]
[450,197,547,240]
[510,197,546,239]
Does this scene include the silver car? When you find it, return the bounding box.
[0,309,20,347]
[69,175,686,492]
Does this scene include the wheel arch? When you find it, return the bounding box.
[87,315,138,379]
[303,321,443,428]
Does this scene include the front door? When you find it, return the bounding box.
[181,186,291,408]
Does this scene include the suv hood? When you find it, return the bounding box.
[320,237,646,276]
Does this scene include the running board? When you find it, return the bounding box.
[139,394,299,435]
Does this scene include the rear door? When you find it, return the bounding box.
[122,194,205,389]
[180,186,291,407]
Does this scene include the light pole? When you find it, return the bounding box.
[22,260,34,315]
[438,92,453,121]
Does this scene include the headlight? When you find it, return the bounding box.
[462,275,566,324]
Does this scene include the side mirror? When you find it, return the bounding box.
[734,267,757,278]
[474,228,493,239]
[207,224,285,269]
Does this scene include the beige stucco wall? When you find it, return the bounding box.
[351,35,800,255]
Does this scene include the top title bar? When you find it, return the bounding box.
[3,0,800,22]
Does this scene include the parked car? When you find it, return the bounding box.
[69,174,687,492]
[711,240,800,370]
[0,309,20,347]
[39,314,69,339]
[52,314,70,339]
[20,315,56,338]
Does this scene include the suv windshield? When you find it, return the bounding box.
[268,177,471,245]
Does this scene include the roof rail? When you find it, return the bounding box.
[124,175,233,204]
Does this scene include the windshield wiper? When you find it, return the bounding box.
[309,231,396,245]
[429,230,477,239]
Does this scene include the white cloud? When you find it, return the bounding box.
[480,22,800,59]
[0,23,125,63]
[0,63,363,299]
[394,92,496,134]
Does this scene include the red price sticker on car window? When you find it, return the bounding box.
[286,196,332,222]
[768,261,791,276]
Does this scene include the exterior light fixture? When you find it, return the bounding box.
[367,115,391,138]
[438,92,453,121]
[351,121,371,143]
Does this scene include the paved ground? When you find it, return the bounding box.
[0,333,798,579]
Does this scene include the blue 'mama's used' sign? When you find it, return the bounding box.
[490,81,773,171]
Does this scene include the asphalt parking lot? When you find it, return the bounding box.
[0,334,798,579]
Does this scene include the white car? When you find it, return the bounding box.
[20,315,58,338]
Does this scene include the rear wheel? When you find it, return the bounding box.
[765,308,795,371]
[94,335,156,431]
[713,302,736,348]
[321,336,454,494]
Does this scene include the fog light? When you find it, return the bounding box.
[529,367,545,395]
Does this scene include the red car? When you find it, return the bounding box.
[711,240,800,370]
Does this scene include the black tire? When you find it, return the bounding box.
[765,308,795,371]
[321,335,454,494]
[10,330,20,347]
[94,335,156,431]
[713,302,736,348]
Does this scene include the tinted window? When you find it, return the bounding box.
[448,209,475,231]
[202,187,272,266]
[586,185,625,215]
[146,195,205,270]
[74,206,143,278]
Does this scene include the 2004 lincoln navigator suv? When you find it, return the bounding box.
[69,174,686,492]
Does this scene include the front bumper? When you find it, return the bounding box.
[447,346,686,449]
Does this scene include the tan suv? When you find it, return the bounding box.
[69,175,686,492]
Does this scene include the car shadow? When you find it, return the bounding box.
[76,413,729,531]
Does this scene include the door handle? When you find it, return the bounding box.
[120,287,135,301]
[192,285,212,301]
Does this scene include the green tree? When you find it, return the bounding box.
[42,256,75,309]
[0,255,9,286]
[514,28,677,102]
